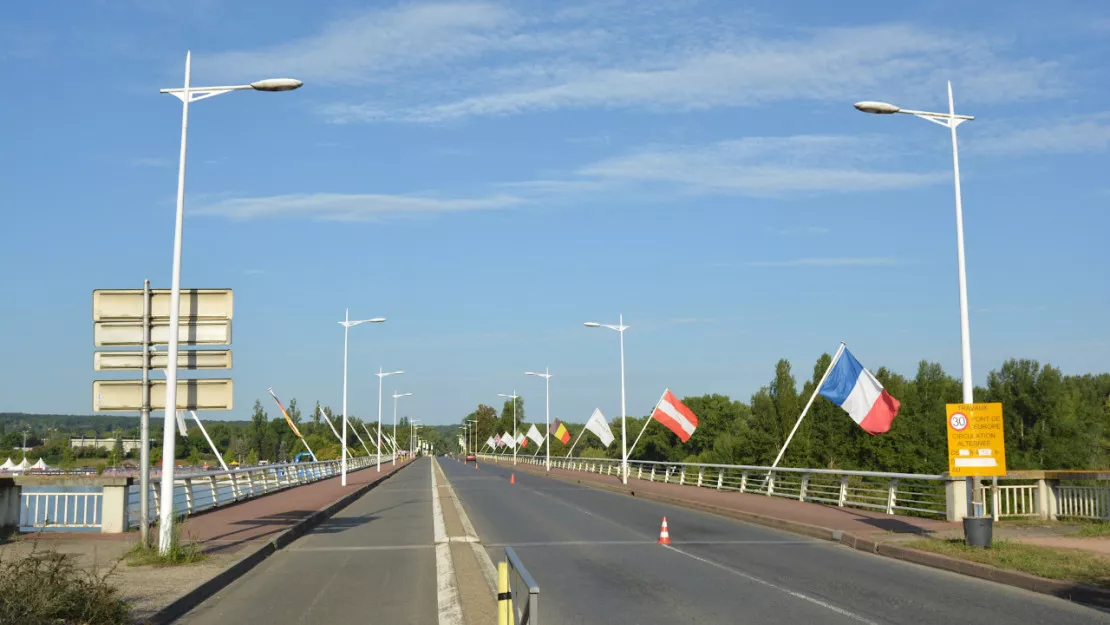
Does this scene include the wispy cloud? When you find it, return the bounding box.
[773,226,830,236]
[572,135,943,196]
[745,258,901,267]
[131,157,171,168]
[206,3,1063,124]
[195,132,941,222]
[972,112,1110,156]
[192,191,524,221]
[667,317,715,325]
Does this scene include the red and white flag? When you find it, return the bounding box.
[494,434,502,447]
[651,389,699,443]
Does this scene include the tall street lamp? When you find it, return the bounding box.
[855,81,977,514]
[338,311,386,486]
[392,391,413,465]
[376,369,404,471]
[157,51,302,554]
[468,419,478,456]
[498,391,519,465]
[525,369,553,472]
[585,315,630,484]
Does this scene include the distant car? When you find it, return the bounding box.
[465,454,476,463]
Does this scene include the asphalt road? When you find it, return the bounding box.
[177,458,437,625]
[441,458,1110,625]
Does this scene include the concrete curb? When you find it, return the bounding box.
[146,460,416,625]
[508,462,1110,610]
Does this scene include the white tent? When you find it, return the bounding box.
[13,458,30,473]
[30,458,49,471]
[0,458,14,470]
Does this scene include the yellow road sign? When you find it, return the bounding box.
[946,402,1006,477]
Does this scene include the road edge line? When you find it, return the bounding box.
[512,463,1110,611]
[438,460,499,594]
[147,459,417,625]
[431,458,465,625]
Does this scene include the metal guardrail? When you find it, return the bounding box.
[20,489,102,530]
[505,546,540,625]
[16,455,376,531]
[142,455,375,525]
[484,453,1110,522]
[488,454,949,518]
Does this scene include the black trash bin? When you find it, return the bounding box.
[963,516,993,547]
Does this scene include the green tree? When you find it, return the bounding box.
[249,400,268,457]
[245,449,259,465]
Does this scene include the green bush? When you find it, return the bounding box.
[0,545,131,625]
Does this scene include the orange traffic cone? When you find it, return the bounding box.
[657,517,671,545]
[510,473,516,485]
[475,461,479,470]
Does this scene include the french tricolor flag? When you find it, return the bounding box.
[818,348,900,434]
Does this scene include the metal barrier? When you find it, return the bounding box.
[143,455,375,525]
[486,454,949,518]
[483,455,1110,522]
[19,489,102,530]
[504,546,540,625]
[13,455,376,532]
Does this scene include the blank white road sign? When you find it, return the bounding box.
[93,379,234,412]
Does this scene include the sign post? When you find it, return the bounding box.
[139,280,152,547]
[93,287,232,545]
[946,402,1006,519]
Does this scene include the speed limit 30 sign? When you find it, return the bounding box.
[945,403,1006,477]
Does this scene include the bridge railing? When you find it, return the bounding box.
[9,456,375,532]
[487,453,948,518]
[486,455,1110,523]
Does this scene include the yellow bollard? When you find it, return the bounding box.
[497,561,510,625]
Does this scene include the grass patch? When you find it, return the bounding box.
[906,538,1110,588]
[125,520,207,567]
[1068,521,1110,538]
[0,543,131,625]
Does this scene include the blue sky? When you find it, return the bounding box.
[2,0,1108,426]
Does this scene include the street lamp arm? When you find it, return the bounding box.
[899,108,975,122]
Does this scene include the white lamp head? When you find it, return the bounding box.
[251,78,304,92]
[583,322,601,327]
[854,101,901,114]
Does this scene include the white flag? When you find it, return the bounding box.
[526,424,544,445]
[486,436,496,449]
[175,410,188,438]
[516,433,526,446]
[502,432,514,448]
[584,408,615,447]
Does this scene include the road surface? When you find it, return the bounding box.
[444,458,1109,624]
[177,458,438,625]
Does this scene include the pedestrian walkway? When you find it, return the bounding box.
[181,459,415,555]
[1,459,416,621]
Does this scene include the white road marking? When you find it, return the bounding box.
[431,459,464,625]
[484,539,817,548]
[440,460,499,594]
[287,544,434,552]
[664,545,881,625]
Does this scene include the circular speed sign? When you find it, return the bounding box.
[949,412,969,431]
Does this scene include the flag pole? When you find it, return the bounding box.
[318,408,344,444]
[189,411,229,471]
[771,342,846,469]
[565,425,588,458]
[626,390,666,459]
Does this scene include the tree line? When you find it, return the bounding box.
[461,357,1110,473]
[2,401,458,468]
